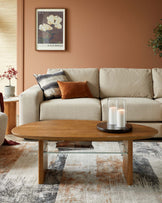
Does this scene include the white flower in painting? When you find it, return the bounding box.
[55,23,62,29]
[55,16,62,24]
[47,15,56,25]
[39,23,53,32]
[47,15,62,29]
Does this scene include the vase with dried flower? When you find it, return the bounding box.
[0,66,18,98]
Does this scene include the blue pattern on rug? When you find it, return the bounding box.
[0,154,67,203]
[133,155,160,189]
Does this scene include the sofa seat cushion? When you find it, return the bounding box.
[155,98,162,107]
[101,97,162,121]
[40,98,101,121]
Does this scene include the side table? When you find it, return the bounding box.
[4,96,19,134]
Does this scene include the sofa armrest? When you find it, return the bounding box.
[19,85,44,125]
[0,112,8,145]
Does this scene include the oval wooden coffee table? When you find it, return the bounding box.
[12,120,158,185]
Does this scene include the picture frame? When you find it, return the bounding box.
[36,8,65,51]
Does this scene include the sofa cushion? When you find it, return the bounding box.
[57,81,93,99]
[34,70,68,100]
[100,68,153,98]
[155,98,162,106]
[101,97,162,121]
[47,68,99,98]
[152,68,162,98]
[40,98,101,120]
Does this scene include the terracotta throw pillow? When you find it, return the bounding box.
[57,81,93,99]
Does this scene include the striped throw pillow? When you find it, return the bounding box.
[34,70,68,100]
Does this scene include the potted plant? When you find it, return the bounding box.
[0,65,18,98]
[148,20,162,57]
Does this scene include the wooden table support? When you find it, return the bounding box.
[38,140,134,185]
[38,140,48,184]
[122,140,133,185]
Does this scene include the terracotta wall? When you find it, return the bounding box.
[17,0,162,93]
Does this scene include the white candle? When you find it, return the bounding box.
[117,109,125,128]
[108,106,117,125]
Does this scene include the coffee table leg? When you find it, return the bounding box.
[38,140,48,184]
[122,140,133,185]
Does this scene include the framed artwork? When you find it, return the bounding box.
[36,8,65,51]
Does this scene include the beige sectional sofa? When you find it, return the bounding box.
[19,68,162,139]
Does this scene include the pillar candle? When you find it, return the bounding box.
[117,109,125,128]
[108,106,117,125]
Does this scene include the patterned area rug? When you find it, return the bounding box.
[0,140,162,203]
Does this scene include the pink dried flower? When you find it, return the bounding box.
[0,65,18,86]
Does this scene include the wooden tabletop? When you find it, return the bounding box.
[11,120,158,141]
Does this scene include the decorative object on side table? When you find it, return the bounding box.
[36,8,65,51]
[0,65,18,98]
[97,99,132,133]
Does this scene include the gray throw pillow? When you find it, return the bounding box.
[34,70,68,100]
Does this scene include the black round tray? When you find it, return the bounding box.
[97,122,132,134]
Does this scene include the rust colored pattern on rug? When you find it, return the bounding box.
[0,142,36,173]
[0,145,25,173]
[96,156,124,184]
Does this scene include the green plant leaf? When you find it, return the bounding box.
[148,20,162,57]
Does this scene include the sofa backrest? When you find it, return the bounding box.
[152,68,162,98]
[47,68,99,98]
[100,68,153,98]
